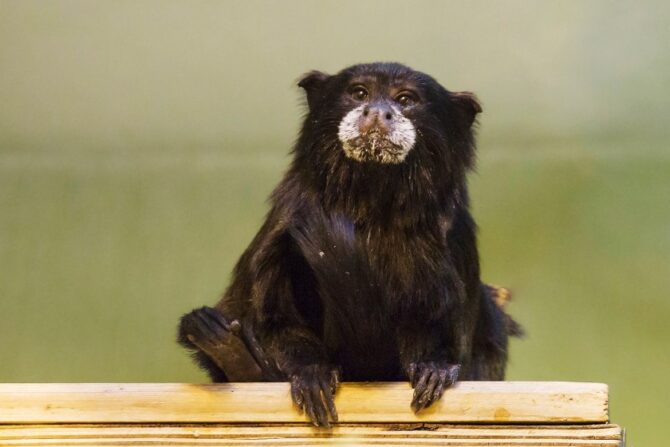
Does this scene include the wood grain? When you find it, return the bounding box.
[0,382,608,424]
[0,424,623,446]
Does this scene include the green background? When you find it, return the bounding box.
[1,1,668,444]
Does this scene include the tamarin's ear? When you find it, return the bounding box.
[298,70,330,110]
[450,91,482,130]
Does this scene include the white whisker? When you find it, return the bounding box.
[337,105,416,164]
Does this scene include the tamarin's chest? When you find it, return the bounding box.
[356,226,450,293]
[314,229,449,380]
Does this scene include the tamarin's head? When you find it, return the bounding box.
[295,63,481,171]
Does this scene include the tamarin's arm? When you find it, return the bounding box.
[396,211,478,414]
[241,225,340,428]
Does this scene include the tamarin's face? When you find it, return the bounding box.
[298,63,481,167]
[336,77,419,164]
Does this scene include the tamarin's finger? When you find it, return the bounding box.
[330,369,340,394]
[447,364,461,383]
[408,363,418,387]
[414,370,438,412]
[301,389,318,426]
[320,375,338,422]
[196,309,231,341]
[290,383,304,409]
[432,368,449,402]
[411,370,430,411]
[309,383,329,428]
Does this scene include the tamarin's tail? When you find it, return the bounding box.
[483,284,525,337]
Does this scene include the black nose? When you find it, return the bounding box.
[360,102,394,134]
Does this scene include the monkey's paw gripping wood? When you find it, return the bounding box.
[0,382,623,446]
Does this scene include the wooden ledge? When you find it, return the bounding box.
[0,382,608,424]
[0,424,624,446]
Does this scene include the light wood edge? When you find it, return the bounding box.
[0,382,609,424]
[0,424,624,447]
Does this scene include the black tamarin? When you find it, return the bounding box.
[178,63,522,427]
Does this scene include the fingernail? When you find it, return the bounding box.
[229,320,242,334]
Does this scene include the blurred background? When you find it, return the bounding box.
[1,1,668,444]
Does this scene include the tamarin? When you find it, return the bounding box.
[178,63,522,427]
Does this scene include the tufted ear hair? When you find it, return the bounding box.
[298,70,331,110]
[450,91,482,130]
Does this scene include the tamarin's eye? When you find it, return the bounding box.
[395,92,418,107]
[350,86,369,101]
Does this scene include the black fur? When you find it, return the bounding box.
[178,63,520,427]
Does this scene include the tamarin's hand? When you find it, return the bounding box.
[178,307,263,381]
[289,364,340,427]
[408,361,460,413]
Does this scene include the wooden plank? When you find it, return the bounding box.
[0,424,624,446]
[0,382,608,424]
